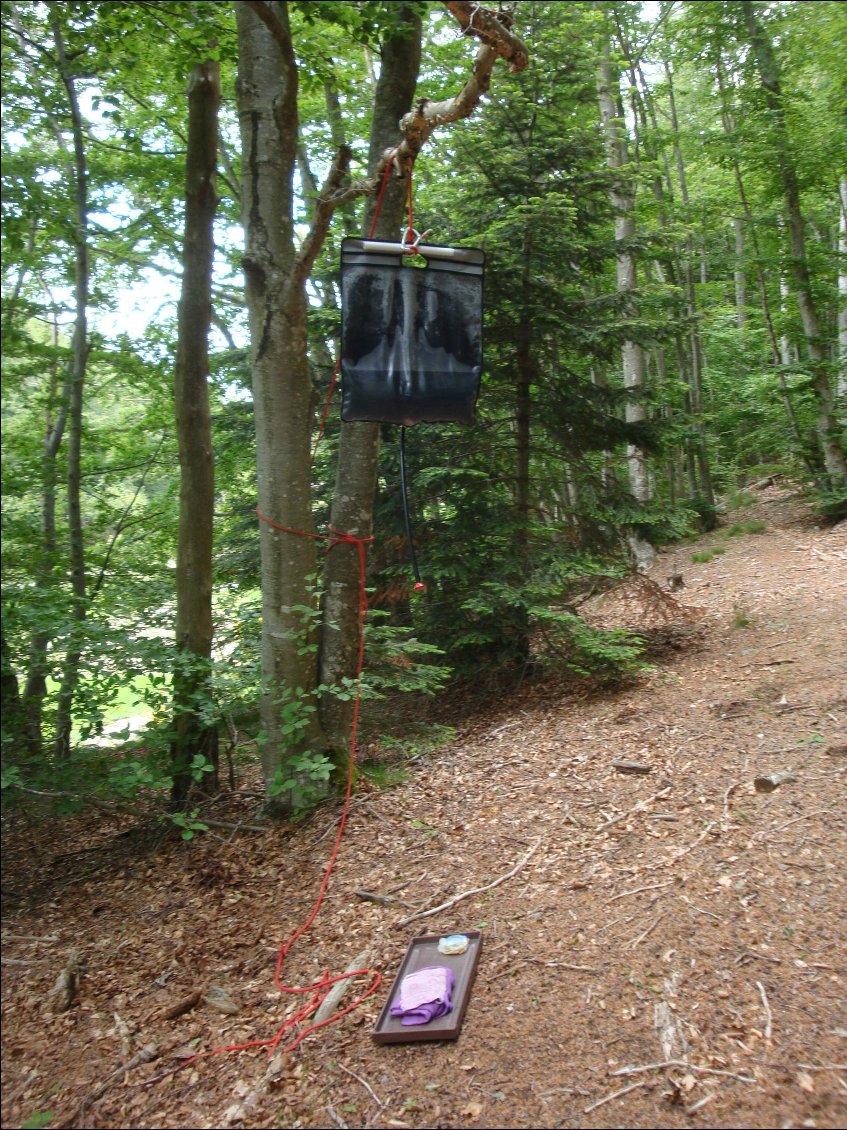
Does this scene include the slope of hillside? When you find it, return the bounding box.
[2,484,845,1130]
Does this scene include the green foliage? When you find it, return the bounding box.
[268,748,334,816]
[725,519,767,537]
[531,608,648,682]
[808,479,847,524]
[2,0,844,817]
[20,1112,53,1130]
[726,490,756,510]
[691,545,727,563]
[732,604,752,629]
[164,807,210,841]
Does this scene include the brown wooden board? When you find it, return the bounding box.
[372,931,483,1045]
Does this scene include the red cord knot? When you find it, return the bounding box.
[327,526,374,551]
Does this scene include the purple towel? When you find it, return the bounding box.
[390,965,455,1026]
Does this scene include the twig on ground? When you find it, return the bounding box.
[629,913,667,948]
[722,781,738,824]
[335,1061,385,1108]
[595,788,671,833]
[583,1079,651,1113]
[526,958,599,973]
[687,1092,719,1114]
[647,821,717,870]
[396,838,540,927]
[680,896,725,923]
[60,1043,160,1127]
[609,881,673,902]
[755,980,773,1041]
[325,1104,348,1129]
[610,1059,756,1084]
[753,809,831,842]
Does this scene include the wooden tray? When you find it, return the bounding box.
[372,930,483,1044]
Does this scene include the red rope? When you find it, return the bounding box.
[311,353,342,462]
[186,513,377,1064]
[369,150,398,239]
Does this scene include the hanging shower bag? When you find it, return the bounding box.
[340,237,485,426]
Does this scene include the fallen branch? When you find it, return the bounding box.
[583,1079,651,1113]
[753,808,830,842]
[47,948,80,1013]
[647,821,717,869]
[335,1061,385,1109]
[156,990,202,1023]
[610,1059,756,1084]
[313,949,372,1025]
[609,881,673,903]
[355,889,405,906]
[629,912,668,948]
[396,838,541,927]
[7,784,267,834]
[754,769,797,793]
[755,980,773,1041]
[595,788,671,833]
[59,1042,160,1127]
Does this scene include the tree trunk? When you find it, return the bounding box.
[515,316,532,574]
[663,62,715,516]
[734,217,747,331]
[51,15,89,761]
[319,6,423,756]
[596,35,654,571]
[170,57,221,807]
[838,177,847,412]
[20,308,66,754]
[742,1,847,485]
[1,627,27,758]
[236,1,329,811]
[715,53,813,471]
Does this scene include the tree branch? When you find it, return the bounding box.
[291,1,530,266]
[443,1,529,72]
[294,144,353,284]
[7,785,267,833]
[242,0,289,56]
[396,838,540,927]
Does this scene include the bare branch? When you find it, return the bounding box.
[443,1,529,73]
[292,1,530,258]
[396,838,540,927]
[294,144,353,283]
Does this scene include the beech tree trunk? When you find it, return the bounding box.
[52,15,89,761]
[838,177,847,412]
[236,1,527,808]
[319,7,422,756]
[715,53,813,471]
[742,1,846,486]
[236,1,329,809]
[663,62,715,516]
[597,35,654,571]
[170,57,221,806]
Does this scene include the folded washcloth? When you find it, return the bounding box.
[390,964,455,1026]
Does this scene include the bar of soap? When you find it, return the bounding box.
[438,934,469,955]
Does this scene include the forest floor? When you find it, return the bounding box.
[2,482,846,1130]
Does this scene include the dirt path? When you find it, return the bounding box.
[2,485,845,1130]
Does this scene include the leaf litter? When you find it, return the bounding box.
[2,485,845,1129]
